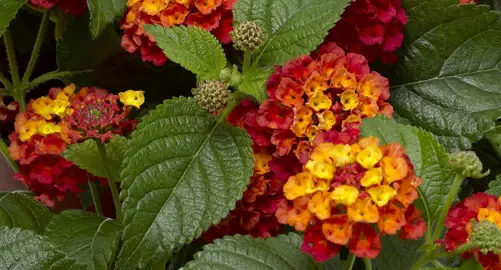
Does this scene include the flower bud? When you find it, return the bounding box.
[472,220,501,254]
[449,151,489,179]
[231,21,265,52]
[192,80,230,114]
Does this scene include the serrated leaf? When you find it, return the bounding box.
[0,227,56,269]
[182,233,322,270]
[361,116,457,224]
[389,0,501,151]
[44,210,122,270]
[373,236,423,270]
[0,0,27,37]
[0,191,52,234]
[87,0,125,38]
[62,136,128,180]
[234,0,350,66]
[487,174,501,196]
[115,97,253,269]
[238,66,273,102]
[144,25,227,80]
[322,255,345,270]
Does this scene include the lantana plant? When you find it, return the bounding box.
[0,0,501,269]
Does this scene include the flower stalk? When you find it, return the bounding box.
[96,140,123,222]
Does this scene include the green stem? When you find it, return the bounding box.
[22,11,50,84]
[25,70,72,90]
[363,258,371,270]
[243,51,251,72]
[431,174,464,241]
[431,260,446,269]
[4,29,20,85]
[88,180,103,216]
[96,141,123,222]
[0,139,18,172]
[411,253,431,270]
[0,72,12,89]
[345,253,356,270]
[439,242,480,258]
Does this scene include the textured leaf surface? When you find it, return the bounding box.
[373,236,423,270]
[238,66,273,102]
[390,0,501,151]
[0,227,56,269]
[0,191,52,234]
[361,116,457,224]
[487,174,501,196]
[234,0,350,66]
[145,25,226,80]
[44,210,122,270]
[116,97,253,269]
[0,0,27,37]
[62,136,128,180]
[182,234,321,270]
[87,0,125,38]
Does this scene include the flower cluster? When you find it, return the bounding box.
[323,0,408,64]
[0,97,19,125]
[121,0,236,66]
[29,0,87,16]
[460,0,479,4]
[277,137,426,261]
[441,193,501,269]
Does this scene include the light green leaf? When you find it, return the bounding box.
[0,191,52,234]
[487,174,501,196]
[0,227,56,269]
[144,25,227,80]
[234,0,350,66]
[115,97,253,269]
[361,116,457,224]
[238,66,273,102]
[373,236,423,270]
[389,0,501,151]
[0,0,27,37]
[62,136,128,180]
[44,210,122,270]
[182,234,322,270]
[87,0,125,38]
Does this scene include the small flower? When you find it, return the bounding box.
[119,90,145,109]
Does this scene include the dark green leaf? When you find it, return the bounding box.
[116,97,253,269]
[238,66,273,102]
[44,210,122,270]
[458,258,483,270]
[87,0,125,38]
[373,236,423,270]
[182,233,322,270]
[322,255,345,270]
[390,0,501,151]
[0,0,27,37]
[487,174,501,196]
[0,191,52,234]
[234,0,350,66]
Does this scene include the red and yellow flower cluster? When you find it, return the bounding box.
[121,0,236,66]
[29,0,87,16]
[276,137,426,261]
[8,84,144,207]
[441,193,501,269]
[323,0,408,64]
[0,97,19,126]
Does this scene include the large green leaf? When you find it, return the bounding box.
[182,234,321,270]
[44,210,122,270]
[115,97,253,269]
[144,25,227,80]
[361,116,457,224]
[373,236,423,270]
[87,0,125,38]
[389,0,501,151]
[62,136,128,180]
[238,66,273,102]
[0,0,27,37]
[0,191,52,234]
[233,0,350,66]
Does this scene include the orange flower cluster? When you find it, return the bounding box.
[121,0,236,66]
[276,136,426,261]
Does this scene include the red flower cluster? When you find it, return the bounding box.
[29,0,87,16]
[460,0,479,4]
[441,193,501,269]
[0,97,19,125]
[323,0,408,64]
[121,0,236,66]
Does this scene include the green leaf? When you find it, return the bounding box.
[0,227,56,269]
[322,255,345,269]
[144,25,227,80]
[0,191,53,234]
[487,174,501,196]
[458,258,483,270]
[87,0,125,38]
[44,210,122,270]
[373,236,423,270]
[389,0,501,151]
[182,233,322,270]
[115,97,253,269]
[62,136,128,180]
[0,0,27,37]
[238,66,273,102]
[361,116,457,224]
[234,0,350,66]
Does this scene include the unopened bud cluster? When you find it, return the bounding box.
[231,21,265,52]
[472,220,501,254]
[449,151,489,179]
[192,81,230,114]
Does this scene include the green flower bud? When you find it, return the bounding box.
[449,151,489,179]
[219,68,232,82]
[192,80,230,114]
[231,21,265,52]
[472,220,501,254]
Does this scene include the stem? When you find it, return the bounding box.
[243,51,251,72]
[363,258,371,270]
[439,242,480,258]
[25,70,72,90]
[432,174,464,241]
[344,253,356,270]
[0,139,18,172]
[431,260,446,269]
[0,72,12,89]
[96,141,123,222]
[22,11,50,84]
[88,180,103,216]
[4,29,20,85]
[411,253,431,270]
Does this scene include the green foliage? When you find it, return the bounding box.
[0,0,27,37]
[373,236,423,270]
[87,0,125,38]
[390,0,501,151]
[0,192,52,234]
[144,25,227,81]
[458,258,484,270]
[62,136,128,180]
[238,66,273,102]
[233,0,350,66]
[44,210,122,270]
[487,174,501,196]
[182,234,322,270]
[116,97,253,269]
